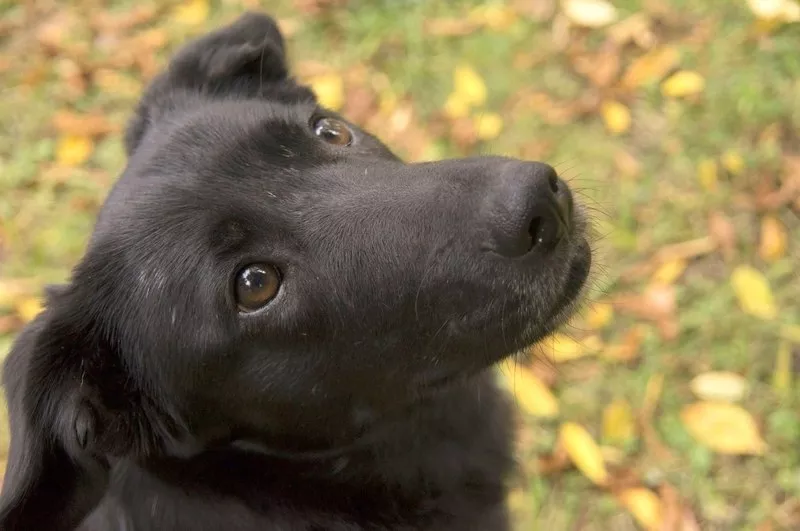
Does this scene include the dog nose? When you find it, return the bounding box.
[485,161,573,257]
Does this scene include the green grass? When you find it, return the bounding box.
[1,1,799,529]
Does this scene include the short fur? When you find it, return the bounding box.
[0,13,591,531]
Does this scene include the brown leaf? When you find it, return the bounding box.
[608,13,655,48]
[603,325,645,363]
[424,18,479,36]
[614,149,642,179]
[573,47,620,88]
[758,215,788,262]
[52,111,117,137]
[708,211,736,262]
[513,0,556,21]
[620,47,680,91]
[292,0,349,15]
[90,5,158,32]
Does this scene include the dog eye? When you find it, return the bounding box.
[313,117,353,146]
[235,264,280,312]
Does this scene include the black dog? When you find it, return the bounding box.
[0,12,591,531]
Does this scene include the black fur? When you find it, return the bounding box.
[0,12,591,531]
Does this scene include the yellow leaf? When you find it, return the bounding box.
[617,488,663,531]
[680,402,767,455]
[543,333,591,363]
[621,47,681,90]
[731,265,778,320]
[15,297,43,323]
[721,150,745,176]
[56,134,93,167]
[652,258,687,285]
[690,371,748,403]
[581,334,604,353]
[661,70,706,98]
[600,100,631,135]
[697,158,718,192]
[602,398,636,444]
[453,65,487,108]
[758,215,788,262]
[308,73,345,111]
[560,422,609,485]
[172,0,209,26]
[747,0,800,21]
[501,366,559,418]
[780,324,800,343]
[562,0,619,28]
[443,93,470,119]
[586,302,613,329]
[474,113,504,140]
[773,340,792,397]
[468,4,518,31]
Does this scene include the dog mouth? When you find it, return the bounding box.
[415,240,592,393]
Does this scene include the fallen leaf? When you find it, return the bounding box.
[602,398,636,444]
[562,0,618,28]
[708,211,736,261]
[467,4,518,31]
[721,150,745,176]
[172,0,210,26]
[443,93,471,119]
[603,325,645,363]
[642,373,664,420]
[620,47,680,90]
[601,100,631,135]
[661,70,705,98]
[690,371,748,403]
[731,265,778,320]
[560,422,610,485]
[653,236,716,263]
[608,12,655,47]
[616,488,663,531]
[15,297,43,323]
[453,65,488,108]
[586,302,614,329]
[780,324,800,342]
[573,49,620,88]
[747,0,800,22]
[681,401,767,455]
[56,134,94,167]
[424,18,479,37]
[758,215,788,262]
[773,340,792,397]
[308,73,345,111]
[52,111,116,136]
[540,333,591,363]
[474,113,504,141]
[614,150,642,179]
[502,365,560,418]
[697,158,718,192]
[651,258,686,285]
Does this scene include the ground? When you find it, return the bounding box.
[0,1,798,530]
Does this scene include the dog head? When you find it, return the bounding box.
[0,12,591,530]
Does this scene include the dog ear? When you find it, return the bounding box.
[0,285,187,530]
[0,306,110,531]
[125,12,294,154]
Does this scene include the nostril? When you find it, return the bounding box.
[527,216,543,250]
[548,173,559,193]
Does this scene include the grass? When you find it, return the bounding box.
[1,0,799,529]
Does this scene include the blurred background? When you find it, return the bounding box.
[0,0,798,529]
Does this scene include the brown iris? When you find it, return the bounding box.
[235,264,280,312]
[313,117,353,146]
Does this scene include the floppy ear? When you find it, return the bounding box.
[125,11,297,154]
[0,286,188,530]
[0,307,110,531]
